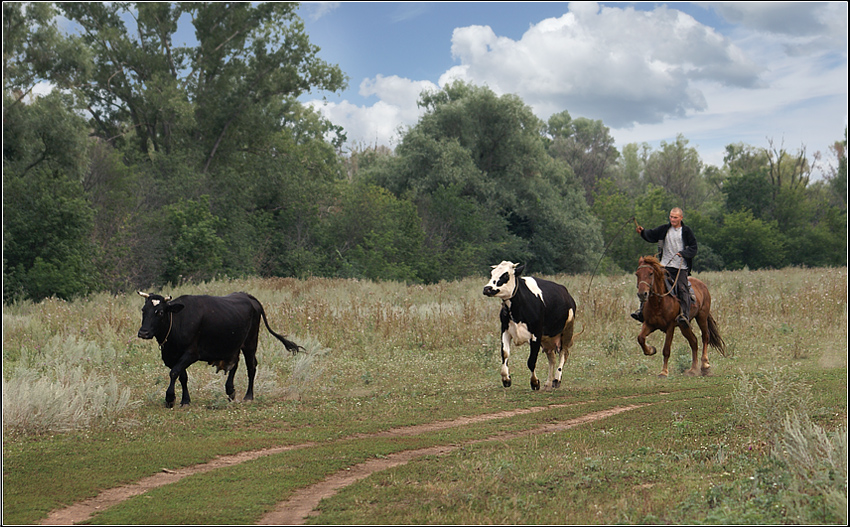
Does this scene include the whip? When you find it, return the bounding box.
[585,215,636,299]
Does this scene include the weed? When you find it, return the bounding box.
[732,366,814,442]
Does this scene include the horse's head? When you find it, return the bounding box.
[635,255,665,301]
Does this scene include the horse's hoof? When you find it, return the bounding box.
[684,369,698,377]
[657,373,668,379]
[552,379,561,389]
[531,380,540,391]
[502,378,512,388]
[701,368,712,377]
[644,347,657,356]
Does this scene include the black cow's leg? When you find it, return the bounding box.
[165,372,177,408]
[225,362,238,401]
[527,341,541,391]
[178,370,190,406]
[166,368,189,408]
[243,353,257,402]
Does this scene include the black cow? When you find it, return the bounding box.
[137,291,302,407]
[482,261,576,390]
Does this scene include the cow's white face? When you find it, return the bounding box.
[483,261,520,300]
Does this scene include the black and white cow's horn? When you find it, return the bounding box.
[164,295,172,302]
[138,291,150,298]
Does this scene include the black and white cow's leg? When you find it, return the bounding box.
[500,330,512,387]
[554,311,575,389]
[527,340,541,391]
[544,335,562,390]
[543,347,557,390]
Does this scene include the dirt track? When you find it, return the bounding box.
[40,402,650,525]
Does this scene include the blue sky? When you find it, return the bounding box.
[296,2,848,175]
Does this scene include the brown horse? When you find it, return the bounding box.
[634,255,726,377]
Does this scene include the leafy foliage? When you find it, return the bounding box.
[1,4,846,302]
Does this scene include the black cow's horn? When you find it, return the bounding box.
[138,291,150,298]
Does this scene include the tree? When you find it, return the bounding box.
[644,134,708,210]
[3,63,99,301]
[547,112,619,205]
[321,183,425,282]
[56,2,347,172]
[2,2,90,114]
[389,81,602,275]
[707,211,786,270]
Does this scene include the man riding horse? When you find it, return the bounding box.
[631,207,698,328]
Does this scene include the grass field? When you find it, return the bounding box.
[2,266,847,524]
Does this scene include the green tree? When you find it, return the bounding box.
[707,210,786,270]
[322,183,425,282]
[387,81,602,275]
[160,196,226,284]
[56,2,347,172]
[2,2,90,113]
[3,83,98,301]
[644,134,709,211]
[547,112,619,205]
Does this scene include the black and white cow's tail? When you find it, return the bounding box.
[258,303,305,355]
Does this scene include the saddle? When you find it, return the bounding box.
[664,276,696,304]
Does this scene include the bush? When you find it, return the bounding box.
[774,411,847,524]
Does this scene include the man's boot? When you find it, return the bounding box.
[676,293,690,328]
[630,300,645,322]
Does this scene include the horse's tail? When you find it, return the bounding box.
[706,313,726,357]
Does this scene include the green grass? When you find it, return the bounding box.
[2,267,847,524]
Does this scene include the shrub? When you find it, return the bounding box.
[2,365,136,435]
[773,411,847,524]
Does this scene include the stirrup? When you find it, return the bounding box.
[676,314,689,327]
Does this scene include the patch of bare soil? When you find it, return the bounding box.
[257,404,648,525]
[39,403,648,525]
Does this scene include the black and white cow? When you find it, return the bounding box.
[137,291,302,407]
[482,261,576,390]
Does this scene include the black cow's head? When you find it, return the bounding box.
[137,291,184,340]
[483,261,523,300]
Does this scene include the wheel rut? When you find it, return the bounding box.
[39,401,653,525]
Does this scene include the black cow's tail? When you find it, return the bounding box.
[259,305,305,355]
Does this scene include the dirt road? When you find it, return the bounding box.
[40,402,649,525]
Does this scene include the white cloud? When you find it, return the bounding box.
[445,2,764,128]
[310,75,439,149]
[307,2,845,170]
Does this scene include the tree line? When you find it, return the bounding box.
[3,2,847,303]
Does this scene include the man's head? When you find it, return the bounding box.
[669,208,683,228]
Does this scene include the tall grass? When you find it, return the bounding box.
[1,267,846,524]
[2,267,846,437]
[731,365,847,523]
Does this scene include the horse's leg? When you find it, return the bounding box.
[638,324,657,356]
[659,327,675,377]
[680,324,700,376]
[696,311,712,375]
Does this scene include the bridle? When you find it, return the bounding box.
[636,263,680,299]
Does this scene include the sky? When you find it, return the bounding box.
[295,2,848,175]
